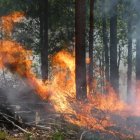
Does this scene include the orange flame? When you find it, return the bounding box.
[1,12,139,134]
[1,11,24,35]
[47,51,126,130]
[0,38,124,130]
[0,40,49,99]
[86,57,90,64]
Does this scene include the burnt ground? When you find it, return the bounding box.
[0,89,78,140]
[0,77,140,139]
[0,79,78,140]
[1,90,140,140]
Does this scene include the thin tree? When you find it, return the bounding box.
[127,19,132,98]
[133,0,140,100]
[39,0,49,81]
[136,39,140,80]
[75,0,87,100]
[110,0,119,93]
[88,0,95,93]
[102,0,109,83]
[136,36,140,102]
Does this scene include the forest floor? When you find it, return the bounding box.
[1,111,140,140]
[0,113,79,140]
[0,76,140,140]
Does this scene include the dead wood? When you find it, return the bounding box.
[0,112,32,134]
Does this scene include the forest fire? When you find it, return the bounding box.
[1,11,140,139]
[0,40,50,99]
[1,11,24,35]
[0,39,126,131]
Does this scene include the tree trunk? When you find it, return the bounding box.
[75,0,87,100]
[136,38,140,101]
[102,1,109,82]
[88,0,95,93]
[110,1,119,94]
[40,0,49,81]
[127,20,132,98]
[136,39,140,80]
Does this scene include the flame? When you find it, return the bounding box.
[47,51,126,130]
[0,12,50,99]
[86,57,90,64]
[1,11,24,35]
[0,40,49,99]
[0,38,124,130]
[1,12,140,135]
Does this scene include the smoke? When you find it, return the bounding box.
[125,0,140,39]
[0,74,48,122]
[94,0,119,19]
[1,5,140,138]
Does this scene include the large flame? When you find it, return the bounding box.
[49,51,126,130]
[1,11,24,35]
[0,12,49,99]
[1,11,140,135]
[0,40,49,99]
[0,41,124,131]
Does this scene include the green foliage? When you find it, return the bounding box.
[52,131,64,140]
[0,0,23,16]
[0,0,135,70]
[0,131,7,140]
[9,0,75,55]
[25,133,33,140]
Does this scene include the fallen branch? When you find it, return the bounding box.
[25,118,47,125]
[32,124,51,130]
[0,112,32,135]
[3,115,32,134]
[79,131,88,140]
[0,112,15,120]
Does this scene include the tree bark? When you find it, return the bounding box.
[75,0,87,100]
[110,1,119,93]
[102,1,109,82]
[136,39,140,80]
[127,20,132,97]
[88,0,95,93]
[136,37,140,101]
[40,0,49,81]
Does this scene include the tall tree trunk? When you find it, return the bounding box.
[110,1,119,93]
[88,0,95,93]
[40,0,49,81]
[136,39,140,80]
[102,51,105,94]
[127,20,132,98]
[136,38,140,101]
[102,1,109,82]
[75,0,87,100]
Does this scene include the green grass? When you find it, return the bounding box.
[52,131,64,140]
[0,131,7,140]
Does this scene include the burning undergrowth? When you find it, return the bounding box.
[1,11,140,139]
